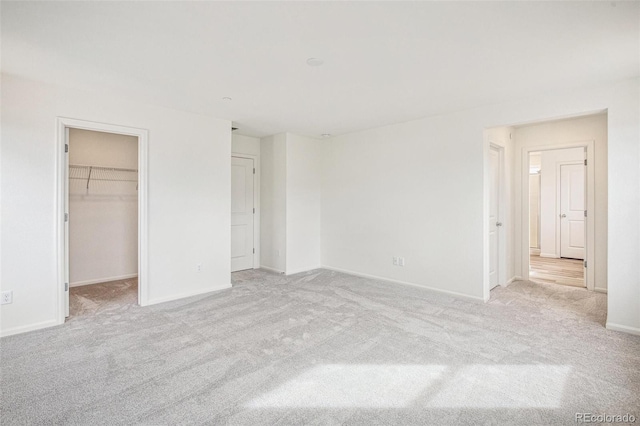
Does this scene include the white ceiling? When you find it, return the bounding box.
[2,1,638,138]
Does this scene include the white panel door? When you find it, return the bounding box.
[489,147,501,289]
[560,163,585,260]
[231,157,254,272]
[64,128,70,317]
[529,174,540,249]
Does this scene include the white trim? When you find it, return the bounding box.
[259,265,285,274]
[232,153,261,269]
[605,322,640,336]
[594,287,607,294]
[70,274,138,288]
[520,141,595,291]
[539,252,559,258]
[555,160,584,259]
[504,276,518,286]
[321,265,485,302]
[0,319,61,338]
[285,266,321,276]
[529,248,541,255]
[146,284,232,306]
[57,117,149,327]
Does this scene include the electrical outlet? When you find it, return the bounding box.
[398,257,405,267]
[393,257,398,266]
[196,264,202,273]
[1,291,13,305]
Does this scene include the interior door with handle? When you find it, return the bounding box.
[560,163,585,260]
[489,146,501,289]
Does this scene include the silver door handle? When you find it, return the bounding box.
[561,214,567,218]
[496,222,503,227]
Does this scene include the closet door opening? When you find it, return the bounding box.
[65,128,140,319]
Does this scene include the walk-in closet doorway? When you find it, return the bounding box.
[57,118,148,322]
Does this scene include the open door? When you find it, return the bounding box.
[64,127,70,317]
[488,145,502,289]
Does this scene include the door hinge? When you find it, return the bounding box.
[584,261,587,268]
[65,144,69,153]
[584,210,587,217]
[65,212,69,222]
[253,208,255,214]
[65,282,69,291]
[584,159,587,166]
[253,248,255,254]
[253,168,256,174]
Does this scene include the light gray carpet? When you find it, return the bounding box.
[1,269,638,425]
[69,278,138,319]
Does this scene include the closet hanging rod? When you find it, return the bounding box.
[69,164,138,173]
[69,164,138,189]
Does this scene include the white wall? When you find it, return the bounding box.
[232,134,260,157]
[0,74,232,336]
[514,115,607,291]
[260,134,287,272]
[286,133,322,274]
[538,147,585,258]
[322,78,638,334]
[323,115,488,300]
[69,129,138,286]
[259,133,323,275]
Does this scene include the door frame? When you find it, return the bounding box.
[521,141,594,290]
[56,117,149,324]
[490,144,506,290]
[483,140,507,301]
[231,153,260,269]
[556,161,585,260]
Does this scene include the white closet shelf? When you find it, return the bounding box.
[69,164,138,189]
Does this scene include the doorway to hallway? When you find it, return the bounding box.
[527,148,585,288]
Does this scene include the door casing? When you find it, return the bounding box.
[56,117,149,324]
[521,141,594,290]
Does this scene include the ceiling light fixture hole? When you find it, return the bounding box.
[306,58,324,67]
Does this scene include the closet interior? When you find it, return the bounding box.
[68,128,139,318]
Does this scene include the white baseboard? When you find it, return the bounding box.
[594,287,607,294]
[71,273,138,287]
[0,318,62,338]
[539,253,559,258]
[504,276,519,286]
[286,266,321,276]
[146,284,232,306]
[321,265,484,302]
[606,322,640,336]
[260,265,285,274]
[529,248,541,255]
